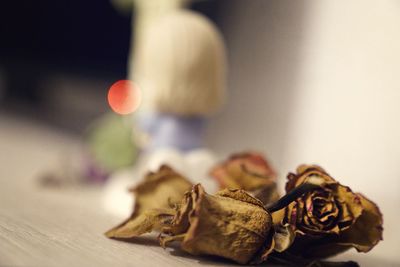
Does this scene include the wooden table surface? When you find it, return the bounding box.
[1,114,399,267]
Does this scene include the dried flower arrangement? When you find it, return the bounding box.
[105,152,383,266]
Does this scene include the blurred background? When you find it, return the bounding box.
[1,0,399,265]
[0,0,220,131]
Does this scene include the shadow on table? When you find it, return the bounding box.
[109,235,161,248]
[337,254,400,267]
[170,247,285,267]
[107,235,400,266]
[106,235,237,265]
[170,248,241,266]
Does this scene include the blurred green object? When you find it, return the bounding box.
[86,113,138,172]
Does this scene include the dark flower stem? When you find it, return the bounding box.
[265,177,325,213]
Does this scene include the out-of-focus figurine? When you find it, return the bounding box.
[103,0,227,218]
[134,10,226,150]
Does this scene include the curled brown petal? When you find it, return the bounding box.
[129,165,193,218]
[334,193,383,252]
[210,152,279,205]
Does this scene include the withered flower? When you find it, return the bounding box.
[273,165,383,258]
[107,184,275,264]
[105,165,192,238]
[162,184,275,264]
[210,152,279,205]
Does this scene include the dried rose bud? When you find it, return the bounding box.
[161,184,275,264]
[210,152,279,205]
[273,165,383,258]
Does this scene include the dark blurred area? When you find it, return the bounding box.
[0,0,220,133]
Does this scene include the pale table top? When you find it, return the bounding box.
[0,114,399,266]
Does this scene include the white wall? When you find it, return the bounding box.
[207,0,400,262]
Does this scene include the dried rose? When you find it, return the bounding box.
[210,152,279,205]
[105,165,192,238]
[107,184,275,264]
[272,165,383,259]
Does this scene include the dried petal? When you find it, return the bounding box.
[105,209,175,239]
[335,193,383,252]
[130,165,193,217]
[210,152,279,204]
[273,223,295,253]
[105,165,192,239]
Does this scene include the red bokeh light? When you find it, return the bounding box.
[107,80,141,115]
